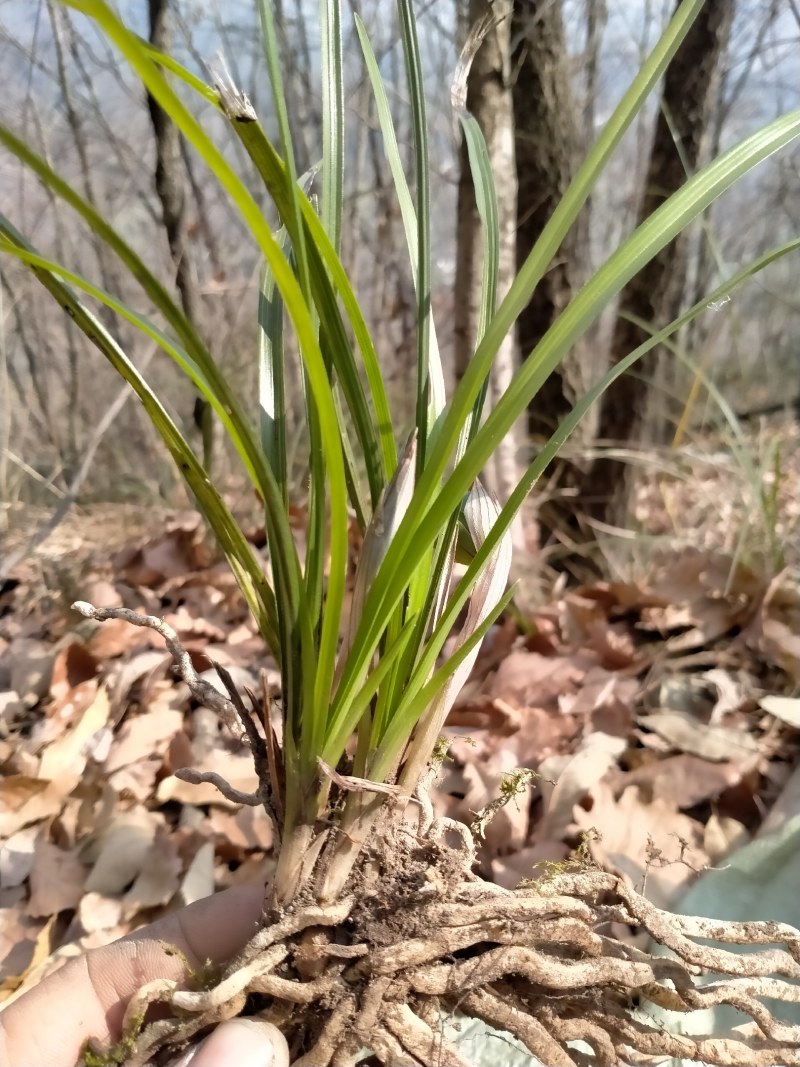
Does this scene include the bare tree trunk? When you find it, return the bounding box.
[579,0,607,271]
[582,0,734,526]
[511,0,584,443]
[146,0,214,471]
[674,0,780,445]
[453,0,521,521]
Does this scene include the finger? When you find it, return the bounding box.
[172,1019,291,1067]
[0,882,265,1067]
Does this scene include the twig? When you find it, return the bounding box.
[173,768,260,806]
[72,602,272,813]
[71,602,236,723]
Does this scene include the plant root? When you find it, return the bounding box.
[74,606,800,1066]
[88,834,800,1067]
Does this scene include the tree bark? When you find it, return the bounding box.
[511,0,584,442]
[147,0,214,471]
[583,0,734,525]
[453,0,520,516]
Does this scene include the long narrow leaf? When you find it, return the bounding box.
[223,112,393,504]
[59,0,346,825]
[258,260,288,506]
[0,124,278,506]
[354,14,446,423]
[320,0,344,252]
[256,0,311,303]
[329,111,800,739]
[422,240,800,697]
[324,0,713,729]
[17,6,317,717]
[396,0,434,468]
[372,586,515,784]
[386,482,513,788]
[0,226,278,651]
[334,433,417,686]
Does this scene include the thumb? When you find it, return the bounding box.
[172,1018,291,1067]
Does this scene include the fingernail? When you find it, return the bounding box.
[179,1018,278,1067]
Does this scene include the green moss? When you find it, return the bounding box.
[81,1016,142,1067]
[159,941,221,990]
[521,827,601,889]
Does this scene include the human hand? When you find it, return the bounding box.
[0,882,289,1067]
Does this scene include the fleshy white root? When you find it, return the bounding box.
[74,602,800,1067]
[98,867,800,1067]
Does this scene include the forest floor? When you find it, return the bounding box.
[1,422,798,1007]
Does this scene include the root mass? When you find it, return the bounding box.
[87,829,800,1067]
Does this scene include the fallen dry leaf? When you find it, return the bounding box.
[87,615,149,660]
[573,780,707,909]
[508,704,580,764]
[38,687,111,791]
[78,891,124,934]
[0,827,37,889]
[176,840,215,907]
[157,751,258,808]
[639,709,760,762]
[208,805,274,854]
[536,747,617,842]
[489,650,587,706]
[704,667,751,723]
[760,694,800,729]
[108,759,163,802]
[610,753,749,809]
[26,836,86,917]
[0,690,25,729]
[106,708,183,773]
[107,650,172,716]
[3,512,797,983]
[0,914,54,1001]
[48,641,99,713]
[560,593,638,670]
[752,570,800,682]
[0,778,65,837]
[558,666,638,722]
[446,696,521,736]
[122,827,183,918]
[6,639,55,708]
[83,810,158,895]
[113,512,210,587]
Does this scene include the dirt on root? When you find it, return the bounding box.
[85,812,800,1067]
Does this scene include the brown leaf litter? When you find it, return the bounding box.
[0,511,798,1010]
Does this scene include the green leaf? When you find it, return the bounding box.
[0,224,278,650]
[222,111,393,506]
[354,14,446,426]
[433,239,800,684]
[320,0,344,253]
[396,0,432,469]
[256,0,311,304]
[332,110,800,738]
[334,433,417,688]
[0,124,270,497]
[258,259,288,508]
[376,482,513,785]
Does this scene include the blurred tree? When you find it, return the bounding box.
[147,0,215,472]
[583,0,735,526]
[453,0,520,512]
[511,0,585,444]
